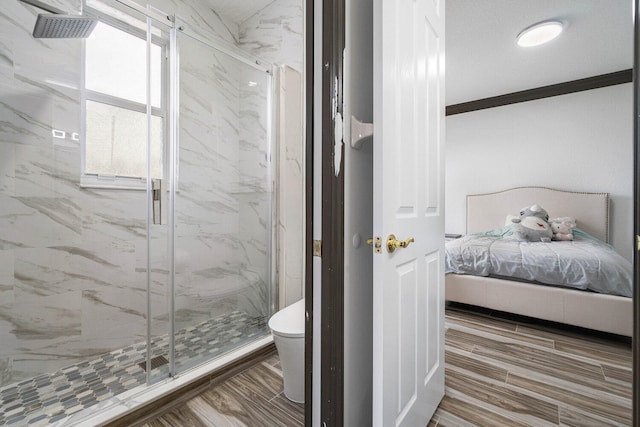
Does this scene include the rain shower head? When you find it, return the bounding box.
[18,0,98,39]
[33,14,98,38]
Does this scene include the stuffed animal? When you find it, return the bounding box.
[550,217,576,241]
[511,204,553,242]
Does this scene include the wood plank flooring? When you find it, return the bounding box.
[140,305,632,426]
[431,304,633,426]
[140,352,304,427]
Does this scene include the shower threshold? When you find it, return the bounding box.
[0,311,268,426]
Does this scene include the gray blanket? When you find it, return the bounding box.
[445,227,633,297]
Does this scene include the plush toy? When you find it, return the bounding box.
[511,204,553,242]
[550,217,576,241]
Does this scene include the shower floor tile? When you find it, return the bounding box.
[0,311,267,426]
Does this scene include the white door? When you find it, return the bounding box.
[372,0,445,425]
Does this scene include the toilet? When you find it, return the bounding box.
[268,298,305,403]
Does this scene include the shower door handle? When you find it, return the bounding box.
[151,179,166,225]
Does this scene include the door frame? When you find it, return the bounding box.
[633,2,639,425]
[303,0,348,425]
[309,1,640,425]
[304,0,315,425]
[314,0,346,426]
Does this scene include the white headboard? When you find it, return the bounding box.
[466,187,609,243]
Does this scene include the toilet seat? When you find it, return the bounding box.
[268,299,305,338]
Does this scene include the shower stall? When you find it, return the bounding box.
[0,0,287,424]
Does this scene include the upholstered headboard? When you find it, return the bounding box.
[466,187,609,243]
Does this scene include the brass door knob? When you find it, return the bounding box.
[387,234,415,253]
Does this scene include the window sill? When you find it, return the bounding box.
[80,174,148,190]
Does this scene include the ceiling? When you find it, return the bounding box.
[445,0,634,106]
[199,1,633,105]
[203,0,276,24]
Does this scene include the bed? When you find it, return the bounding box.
[445,186,633,337]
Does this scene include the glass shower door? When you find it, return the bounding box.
[142,12,174,385]
[172,27,274,373]
[83,0,174,386]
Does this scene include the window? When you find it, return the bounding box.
[82,20,166,188]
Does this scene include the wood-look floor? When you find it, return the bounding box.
[141,353,304,427]
[142,306,632,426]
[431,304,633,427]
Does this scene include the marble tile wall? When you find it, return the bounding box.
[0,0,136,386]
[150,0,239,45]
[0,0,300,389]
[238,0,305,308]
[239,0,305,73]
[172,33,266,333]
[237,64,272,317]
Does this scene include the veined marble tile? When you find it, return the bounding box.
[173,236,243,278]
[80,189,147,244]
[0,83,54,147]
[80,288,148,345]
[0,274,13,298]
[150,0,239,45]
[11,19,82,97]
[5,2,81,97]
[51,96,81,151]
[14,144,79,198]
[12,242,138,303]
[0,143,14,196]
[238,0,304,72]
[0,195,81,249]
[0,357,11,387]
[48,0,82,14]
[176,142,239,192]
[9,285,81,338]
[0,312,19,384]
[0,30,13,80]
[239,142,270,192]
[174,202,239,239]
[236,272,269,318]
[0,249,14,285]
[238,192,270,234]
[238,2,304,307]
[0,4,39,45]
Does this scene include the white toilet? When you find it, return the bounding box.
[268,298,305,403]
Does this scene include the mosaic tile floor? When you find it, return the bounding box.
[0,311,268,426]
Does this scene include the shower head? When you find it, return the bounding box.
[32,14,98,38]
[18,0,98,39]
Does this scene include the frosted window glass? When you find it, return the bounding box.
[85,22,162,107]
[85,100,162,179]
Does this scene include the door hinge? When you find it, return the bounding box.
[637,235,640,251]
[313,240,322,257]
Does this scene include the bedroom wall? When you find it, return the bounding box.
[445,83,633,261]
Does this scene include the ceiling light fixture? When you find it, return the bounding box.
[517,20,564,47]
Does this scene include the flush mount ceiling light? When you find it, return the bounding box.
[517,20,564,47]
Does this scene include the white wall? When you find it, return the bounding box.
[445,83,633,261]
[343,0,374,424]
